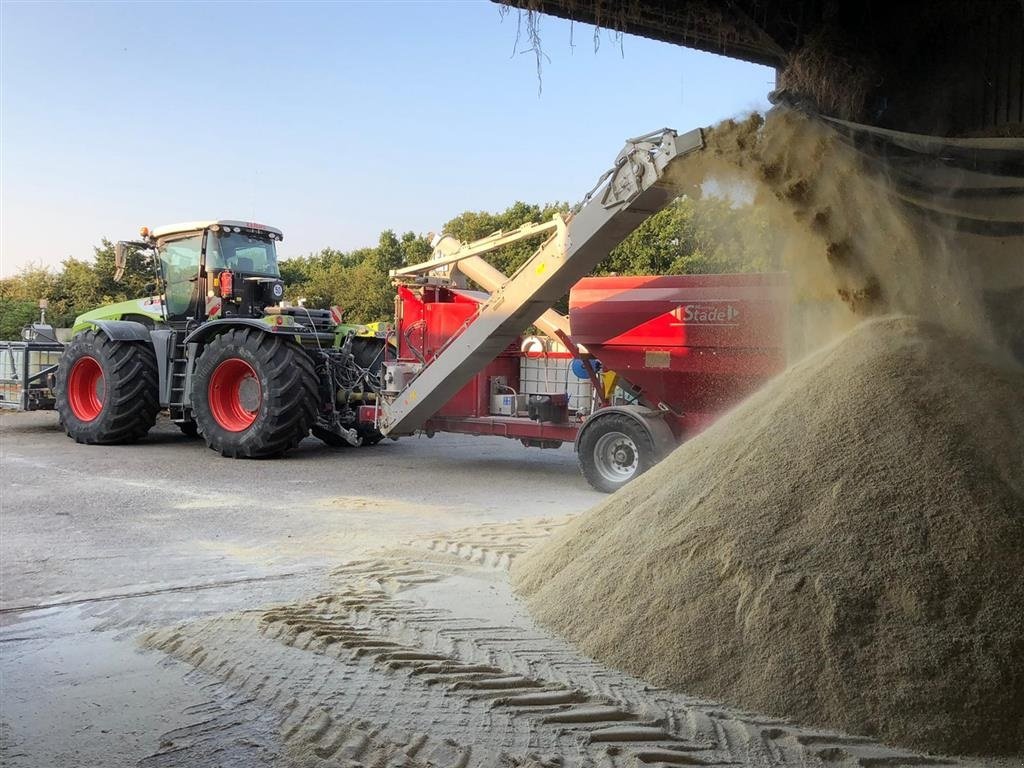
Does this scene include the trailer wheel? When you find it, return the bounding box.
[55,330,159,444]
[192,329,317,458]
[577,413,657,493]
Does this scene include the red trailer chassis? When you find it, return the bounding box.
[365,271,788,492]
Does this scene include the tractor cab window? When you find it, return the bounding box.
[158,233,203,318]
[206,230,279,276]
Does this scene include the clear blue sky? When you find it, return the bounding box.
[0,0,774,275]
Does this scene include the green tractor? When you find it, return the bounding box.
[55,220,385,457]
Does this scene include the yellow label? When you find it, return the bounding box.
[645,350,671,369]
[534,262,546,275]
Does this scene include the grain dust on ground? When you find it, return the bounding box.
[138,515,1008,766]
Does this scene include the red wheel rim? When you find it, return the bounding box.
[68,356,105,421]
[208,358,261,432]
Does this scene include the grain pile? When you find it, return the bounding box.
[513,316,1024,754]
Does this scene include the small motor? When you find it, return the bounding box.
[527,393,569,423]
[21,323,59,343]
[382,362,422,395]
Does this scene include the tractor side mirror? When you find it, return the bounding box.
[114,242,128,282]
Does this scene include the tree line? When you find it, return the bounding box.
[1,196,782,339]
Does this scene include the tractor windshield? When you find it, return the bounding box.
[206,230,280,276]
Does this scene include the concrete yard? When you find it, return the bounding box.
[0,412,599,767]
[0,411,1007,768]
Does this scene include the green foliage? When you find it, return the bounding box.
[280,230,435,322]
[0,239,167,338]
[600,196,782,276]
[91,239,158,301]
[0,196,781,337]
[0,264,57,303]
[0,299,40,340]
[0,264,57,339]
[443,201,571,276]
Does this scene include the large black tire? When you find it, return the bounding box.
[55,330,159,444]
[192,329,317,458]
[577,413,658,493]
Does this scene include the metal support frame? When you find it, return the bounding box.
[392,218,562,278]
[551,328,608,408]
[378,127,705,436]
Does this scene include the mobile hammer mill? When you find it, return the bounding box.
[372,128,786,491]
[7,127,785,490]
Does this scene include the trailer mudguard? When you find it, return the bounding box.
[576,405,677,460]
[84,319,153,342]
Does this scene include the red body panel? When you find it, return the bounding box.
[395,285,523,421]
[380,272,788,443]
[570,273,788,434]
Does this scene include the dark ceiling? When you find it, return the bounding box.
[498,0,817,68]
[497,1,1024,136]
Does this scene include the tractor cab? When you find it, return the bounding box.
[116,220,286,324]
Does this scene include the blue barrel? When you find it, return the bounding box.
[571,358,601,379]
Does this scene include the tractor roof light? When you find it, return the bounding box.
[139,226,150,238]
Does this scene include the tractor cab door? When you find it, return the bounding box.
[157,232,204,322]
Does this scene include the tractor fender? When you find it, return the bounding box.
[575,405,677,460]
[183,318,291,347]
[84,319,153,342]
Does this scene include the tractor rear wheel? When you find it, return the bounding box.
[55,330,160,444]
[192,329,317,458]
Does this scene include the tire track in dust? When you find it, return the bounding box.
[142,517,964,768]
[256,601,721,765]
[402,521,965,767]
[411,517,574,570]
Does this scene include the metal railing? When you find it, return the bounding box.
[0,340,64,411]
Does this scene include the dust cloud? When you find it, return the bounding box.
[668,107,1024,360]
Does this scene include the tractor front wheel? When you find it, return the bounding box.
[55,330,160,444]
[192,329,317,458]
